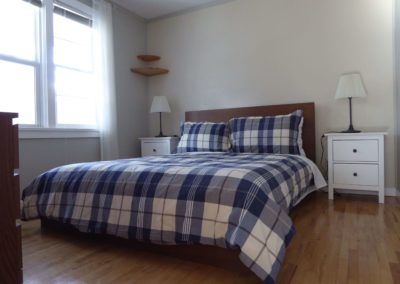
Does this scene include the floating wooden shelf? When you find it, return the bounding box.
[131,67,169,77]
[137,55,161,62]
[132,54,168,77]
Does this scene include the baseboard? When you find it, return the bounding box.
[384,187,398,197]
[320,187,398,197]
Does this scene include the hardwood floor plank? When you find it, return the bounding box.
[276,263,297,284]
[390,263,400,284]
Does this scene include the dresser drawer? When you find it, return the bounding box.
[333,140,378,162]
[333,164,379,186]
[142,142,170,156]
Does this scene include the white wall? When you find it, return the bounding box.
[395,0,400,190]
[147,0,396,188]
[19,5,148,190]
[113,5,149,158]
[19,138,100,189]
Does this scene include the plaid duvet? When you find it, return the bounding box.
[22,153,313,283]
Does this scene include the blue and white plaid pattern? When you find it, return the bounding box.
[229,110,303,155]
[22,153,313,283]
[177,122,230,153]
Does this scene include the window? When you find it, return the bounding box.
[54,2,96,126]
[0,0,97,129]
[0,0,40,124]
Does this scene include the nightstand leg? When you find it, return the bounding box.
[328,185,334,200]
[378,188,384,204]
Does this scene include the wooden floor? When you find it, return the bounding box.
[22,191,400,284]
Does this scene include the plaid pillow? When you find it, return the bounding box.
[177,122,230,153]
[229,110,303,154]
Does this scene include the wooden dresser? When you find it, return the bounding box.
[0,112,22,283]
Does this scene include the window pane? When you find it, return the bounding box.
[0,60,36,124]
[53,5,96,127]
[53,14,93,71]
[56,96,96,126]
[55,67,97,126]
[0,1,38,61]
[55,67,94,98]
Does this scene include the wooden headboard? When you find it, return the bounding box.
[185,102,316,162]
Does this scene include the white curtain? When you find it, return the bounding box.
[93,0,119,160]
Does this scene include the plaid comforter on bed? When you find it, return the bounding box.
[22,153,313,283]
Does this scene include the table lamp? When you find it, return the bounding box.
[335,72,367,133]
[150,96,171,137]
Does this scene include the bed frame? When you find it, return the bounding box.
[41,102,315,278]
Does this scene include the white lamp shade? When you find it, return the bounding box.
[150,96,171,113]
[335,73,367,100]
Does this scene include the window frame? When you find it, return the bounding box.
[3,0,99,138]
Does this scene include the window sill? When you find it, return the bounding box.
[19,128,100,139]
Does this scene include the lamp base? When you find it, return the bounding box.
[341,125,361,133]
[155,112,167,138]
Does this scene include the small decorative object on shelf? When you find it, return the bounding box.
[131,54,169,77]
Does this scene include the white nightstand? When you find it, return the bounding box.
[325,132,387,203]
[139,137,180,157]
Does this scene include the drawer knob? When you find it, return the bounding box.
[153,149,156,152]
[353,149,357,153]
[353,172,358,177]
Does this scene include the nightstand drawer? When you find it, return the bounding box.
[142,142,170,156]
[333,164,379,186]
[333,140,378,162]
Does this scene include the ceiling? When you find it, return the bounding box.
[111,0,223,20]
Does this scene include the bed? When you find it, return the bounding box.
[22,102,326,283]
